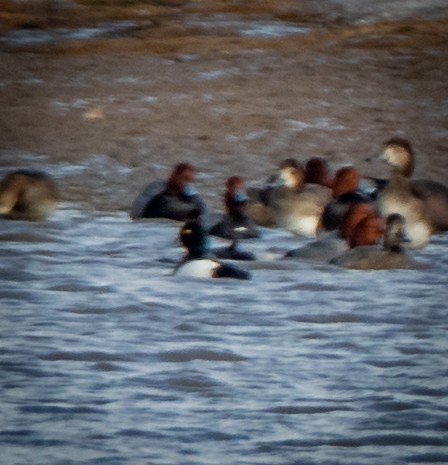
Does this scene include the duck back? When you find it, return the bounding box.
[378,174,431,248]
[272,186,329,237]
[330,246,416,270]
[285,232,348,262]
[410,179,448,231]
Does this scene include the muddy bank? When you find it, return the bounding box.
[0,2,447,212]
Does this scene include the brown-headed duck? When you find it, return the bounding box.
[321,166,371,232]
[130,162,207,221]
[209,176,259,240]
[304,157,334,189]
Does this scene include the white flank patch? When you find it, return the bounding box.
[175,259,219,279]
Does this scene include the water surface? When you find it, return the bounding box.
[1,194,447,465]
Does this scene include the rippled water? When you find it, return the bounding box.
[1,2,448,463]
[1,181,448,464]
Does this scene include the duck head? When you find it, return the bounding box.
[332,166,359,198]
[349,214,384,248]
[225,176,247,203]
[277,165,305,190]
[381,138,414,177]
[383,213,411,252]
[179,208,210,260]
[166,163,197,196]
[340,202,377,241]
[304,157,333,188]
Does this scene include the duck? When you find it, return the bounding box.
[376,138,448,238]
[0,170,59,221]
[130,163,207,221]
[284,231,348,262]
[348,213,384,249]
[376,139,434,248]
[272,163,332,236]
[245,158,301,228]
[339,202,380,243]
[209,176,259,240]
[304,157,334,189]
[330,213,422,270]
[212,240,256,261]
[174,209,251,280]
[320,166,372,232]
[247,159,331,237]
[285,200,379,262]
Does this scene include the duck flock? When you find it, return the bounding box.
[1,138,447,280]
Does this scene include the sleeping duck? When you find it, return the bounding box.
[0,170,59,221]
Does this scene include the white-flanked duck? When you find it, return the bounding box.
[175,209,251,280]
[0,170,59,221]
[130,162,206,221]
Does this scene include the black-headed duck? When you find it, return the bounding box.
[175,209,251,280]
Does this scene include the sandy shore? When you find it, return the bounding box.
[0,2,447,212]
